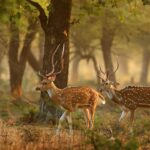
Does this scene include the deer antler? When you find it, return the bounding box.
[99,65,106,75]
[46,44,61,77]
[54,43,65,75]
[98,59,119,81]
[46,43,65,77]
[38,71,45,78]
[113,60,119,74]
[97,65,107,81]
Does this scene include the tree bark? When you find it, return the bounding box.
[140,49,150,85]
[8,19,37,99]
[8,23,21,99]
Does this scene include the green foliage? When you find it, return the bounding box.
[71,0,148,60]
[46,3,53,12]
[20,107,39,123]
[85,130,122,150]
[9,12,21,24]
[142,0,150,5]
[124,138,139,150]
[32,0,50,16]
[85,130,139,150]
[0,0,39,31]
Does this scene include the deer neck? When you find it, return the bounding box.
[109,88,123,104]
[105,88,122,102]
[105,88,115,100]
[47,82,60,98]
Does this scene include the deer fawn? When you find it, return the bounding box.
[36,43,105,135]
[98,62,150,133]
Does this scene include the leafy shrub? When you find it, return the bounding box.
[124,138,139,150]
[20,107,39,123]
[85,130,122,150]
[85,130,139,150]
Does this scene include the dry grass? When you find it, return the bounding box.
[0,115,150,150]
[0,94,150,150]
[0,120,91,150]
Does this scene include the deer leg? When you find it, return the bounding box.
[119,110,129,122]
[66,112,73,135]
[83,108,91,128]
[89,108,95,129]
[56,111,67,135]
[129,110,135,134]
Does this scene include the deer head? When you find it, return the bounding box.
[36,43,65,91]
[98,61,120,98]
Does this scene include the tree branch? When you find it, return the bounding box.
[28,50,41,72]
[26,0,47,32]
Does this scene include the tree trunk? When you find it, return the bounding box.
[27,0,72,121]
[101,29,115,81]
[101,25,116,82]
[43,0,72,88]
[8,19,37,99]
[100,10,116,82]
[28,50,41,72]
[19,19,38,80]
[8,23,21,99]
[38,31,44,65]
[140,49,150,85]
[28,30,43,73]
[91,56,101,86]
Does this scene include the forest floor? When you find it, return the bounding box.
[0,92,150,150]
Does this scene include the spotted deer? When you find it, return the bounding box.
[98,62,150,133]
[36,43,105,135]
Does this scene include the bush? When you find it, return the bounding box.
[124,138,139,150]
[85,130,139,150]
[20,107,39,123]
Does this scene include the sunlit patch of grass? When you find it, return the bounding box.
[0,121,88,150]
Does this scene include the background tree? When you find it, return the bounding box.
[134,27,150,84]
[71,15,100,85]
[0,0,41,99]
[8,17,38,99]
[100,9,119,81]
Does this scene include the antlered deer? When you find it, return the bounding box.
[98,62,150,133]
[36,43,105,135]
